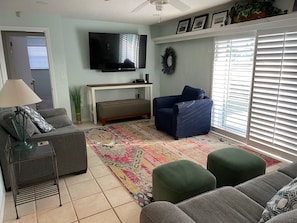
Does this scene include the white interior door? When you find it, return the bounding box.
[6,36,34,88]
[2,31,53,110]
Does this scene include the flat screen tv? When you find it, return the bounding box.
[89,32,147,71]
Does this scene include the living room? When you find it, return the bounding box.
[0,0,297,222]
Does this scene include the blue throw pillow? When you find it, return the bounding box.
[179,85,205,102]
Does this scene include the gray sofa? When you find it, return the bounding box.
[140,162,297,223]
[0,107,87,191]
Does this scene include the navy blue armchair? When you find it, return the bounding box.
[153,85,213,139]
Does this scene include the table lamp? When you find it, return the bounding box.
[0,79,42,150]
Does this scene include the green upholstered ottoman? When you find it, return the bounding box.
[207,147,266,187]
[152,160,216,204]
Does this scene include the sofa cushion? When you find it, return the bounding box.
[236,171,293,207]
[140,201,195,223]
[0,113,40,139]
[266,209,297,223]
[179,86,205,102]
[20,106,54,133]
[178,186,264,223]
[259,177,297,223]
[45,114,72,128]
[278,162,297,179]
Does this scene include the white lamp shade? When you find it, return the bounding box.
[0,79,42,107]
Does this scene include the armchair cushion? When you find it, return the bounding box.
[179,85,205,102]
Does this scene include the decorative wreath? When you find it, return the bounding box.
[162,47,176,75]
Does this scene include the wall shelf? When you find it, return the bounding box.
[153,13,297,44]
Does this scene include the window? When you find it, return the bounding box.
[248,29,297,154]
[212,35,255,137]
[26,36,49,69]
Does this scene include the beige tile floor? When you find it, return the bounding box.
[3,122,142,223]
[3,121,290,223]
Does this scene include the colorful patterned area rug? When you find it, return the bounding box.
[85,120,280,207]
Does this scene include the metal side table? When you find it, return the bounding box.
[5,138,62,219]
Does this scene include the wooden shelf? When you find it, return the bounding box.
[153,13,297,44]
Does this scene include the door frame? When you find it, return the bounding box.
[0,26,57,108]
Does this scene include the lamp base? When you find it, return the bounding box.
[14,141,33,151]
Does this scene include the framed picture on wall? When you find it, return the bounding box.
[211,10,228,28]
[176,18,191,34]
[191,14,208,31]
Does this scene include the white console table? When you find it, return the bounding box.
[87,83,153,124]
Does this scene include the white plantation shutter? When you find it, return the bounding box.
[212,35,255,137]
[249,29,297,154]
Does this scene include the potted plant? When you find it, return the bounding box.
[229,0,286,24]
[69,86,82,124]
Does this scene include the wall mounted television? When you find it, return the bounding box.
[89,32,147,72]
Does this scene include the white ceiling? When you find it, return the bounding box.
[0,0,233,25]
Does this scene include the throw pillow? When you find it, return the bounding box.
[0,113,40,139]
[179,85,205,102]
[20,106,54,133]
[259,177,297,223]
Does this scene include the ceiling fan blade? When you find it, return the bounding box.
[131,1,149,13]
[169,0,190,11]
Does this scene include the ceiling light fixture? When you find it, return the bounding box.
[132,0,190,13]
[152,0,168,11]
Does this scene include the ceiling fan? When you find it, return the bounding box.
[132,0,190,13]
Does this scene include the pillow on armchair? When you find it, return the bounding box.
[179,85,205,102]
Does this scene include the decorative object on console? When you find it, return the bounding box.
[211,10,228,28]
[229,0,286,24]
[162,47,176,75]
[191,14,208,31]
[69,86,82,124]
[176,18,191,34]
[145,73,150,83]
[133,79,145,83]
[0,79,42,150]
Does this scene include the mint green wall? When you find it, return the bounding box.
[61,18,157,121]
[151,0,292,97]
[157,38,213,96]
[0,11,71,115]
[0,11,158,121]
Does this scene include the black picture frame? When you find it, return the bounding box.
[211,10,228,28]
[191,14,208,31]
[176,18,191,34]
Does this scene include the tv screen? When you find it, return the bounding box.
[89,32,147,71]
